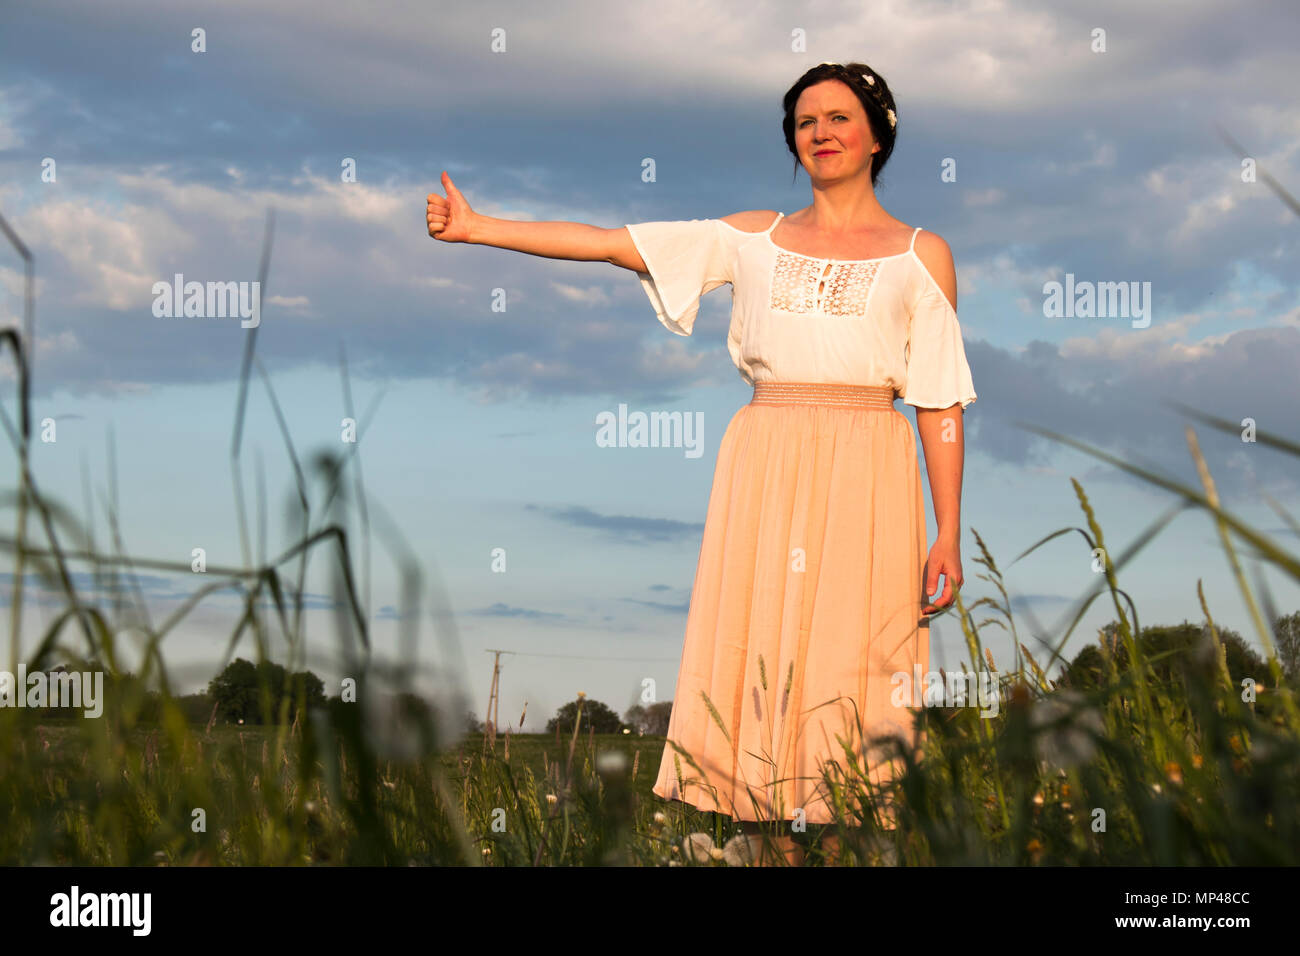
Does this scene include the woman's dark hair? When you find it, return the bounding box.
[782,62,898,187]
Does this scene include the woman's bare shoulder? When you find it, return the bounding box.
[719,210,782,233]
[912,229,957,309]
[912,229,954,272]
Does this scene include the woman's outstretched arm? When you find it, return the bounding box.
[427,170,646,271]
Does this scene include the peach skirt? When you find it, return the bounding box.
[652,381,930,827]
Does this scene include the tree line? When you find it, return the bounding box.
[15,612,1299,733]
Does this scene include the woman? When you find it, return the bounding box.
[427,61,975,866]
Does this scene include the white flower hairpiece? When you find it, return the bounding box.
[861,72,896,129]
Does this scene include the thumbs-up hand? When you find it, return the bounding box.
[427,171,476,243]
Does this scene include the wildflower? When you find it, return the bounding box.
[886,109,897,129]
[722,834,755,867]
[682,832,715,863]
[596,750,628,777]
[1164,762,1183,786]
[546,793,557,805]
[1151,783,1162,795]
[1192,754,1203,769]
[653,811,666,824]
[1032,792,1044,806]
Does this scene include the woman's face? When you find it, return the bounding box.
[793,79,879,182]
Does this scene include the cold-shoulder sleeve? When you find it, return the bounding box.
[623,219,735,336]
[901,277,977,410]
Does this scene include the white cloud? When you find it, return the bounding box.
[963,188,1005,208]
[550,281,611,305]
[266,294,311,310]
[1043,135,1116,177]
[17,191,193,311]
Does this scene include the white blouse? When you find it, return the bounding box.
[624,212,977,410]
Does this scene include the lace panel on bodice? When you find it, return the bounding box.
[769,252,882,316]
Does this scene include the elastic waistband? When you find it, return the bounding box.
[750,381,897,409]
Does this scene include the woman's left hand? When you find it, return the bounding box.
[922,536,963,615]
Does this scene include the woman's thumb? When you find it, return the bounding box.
[441,170,461,198]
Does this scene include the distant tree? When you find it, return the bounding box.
[109,670,163,723]
[392,691,432,722]
[1215,626,1270,684]
[1060,620,1269,692]
[1273,610,1300,684]
[207,657,325,724]
[208,659,259,722]
[624,701,672,735]
[465,710,484,733]
[546,697,623,735]
[176,692,215,725]
[1058,642,1104,689]
[33,666,164,723]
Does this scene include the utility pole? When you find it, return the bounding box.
[483,649,514,750]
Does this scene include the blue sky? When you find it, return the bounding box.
[1,0,1298,735]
